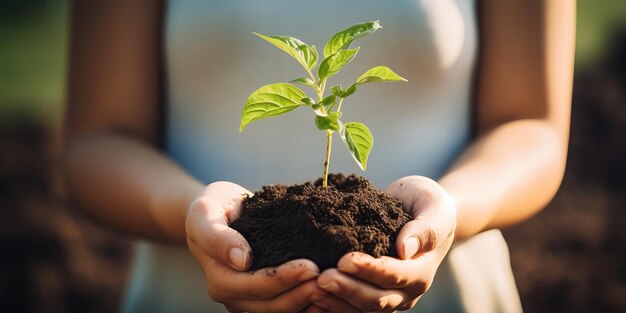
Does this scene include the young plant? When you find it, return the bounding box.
[240,20,407,187]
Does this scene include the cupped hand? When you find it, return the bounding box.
[311,176,457,312]
[186,181,326,313]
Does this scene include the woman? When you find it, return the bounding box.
[65,0,575,312]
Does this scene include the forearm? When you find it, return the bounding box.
[439,119,567,240]
[64,132,204,243]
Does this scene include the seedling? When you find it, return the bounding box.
[240,21,406,187]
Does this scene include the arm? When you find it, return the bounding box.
[65,1,324,311]
[65,0,196,243]
[440,0,575,239]
[314,1,576,311]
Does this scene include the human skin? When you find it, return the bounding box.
[65,0,575,312]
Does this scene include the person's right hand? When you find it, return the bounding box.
[186,181,326,313]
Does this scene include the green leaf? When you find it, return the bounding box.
[254,33,317,71]
[330,83,358,98]
[357,66,407,85]
[330,85,344,98]
[310,45,319,68]
[323,20,382,57]
[312,103,327,116]
[240,83,306,132]
[311,95,336,116]
[340,122,373,171]
[343,83,358,97]
[301,97,315,105]
[290,77,316,87]
[315,112,342,131]
[318,48,359,81]
[320,94,336,107]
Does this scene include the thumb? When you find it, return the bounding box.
[186,181,253,271]
[207,224,252,271]
[385,176,456,260]
[396,218,440,260]
[395,203,456,260]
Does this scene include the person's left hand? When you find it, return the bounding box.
[308,176,457,313]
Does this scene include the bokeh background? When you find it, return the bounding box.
[1,1,625,312]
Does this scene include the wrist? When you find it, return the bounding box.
[438,174,497,241]
[150,177,205,244]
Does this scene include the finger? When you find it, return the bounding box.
[395,209,455,259]
[318,269,408,312]
[337,252,434,292]
[224,305,243,313]
[312,293,360,313]
[186,181,253,271]
[201,254,321,301]
[397,218,438,259]
[385,177,456,259]
[305,304,329,313]
[385,175,443,217]
[224,280,322,313]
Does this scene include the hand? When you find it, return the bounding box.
[312,176,457,312]
[186,181,326,313]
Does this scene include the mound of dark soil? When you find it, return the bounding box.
[230,173,411,271]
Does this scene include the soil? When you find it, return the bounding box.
[230,173,412,271]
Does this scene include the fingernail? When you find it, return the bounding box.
[229,247,246,270]
[299,270,319,281]
[404,237,419,259]
[338,262,358,274]
[320,280,340,293]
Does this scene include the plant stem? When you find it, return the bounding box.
[322,129,333,187]
[315,79,333,187]
[336,97,344,112]
[307,69,317,84]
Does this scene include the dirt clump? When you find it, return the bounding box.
[231,173,411,271]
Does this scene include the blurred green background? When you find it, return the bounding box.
[0,0,67,124]
[1,1,625,312]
